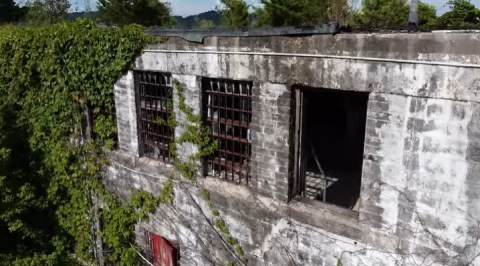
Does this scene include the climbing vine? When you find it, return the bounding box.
[201,189,247,263]
[167,79,218,182]
[164,79,247,264]
[0,20,171,265]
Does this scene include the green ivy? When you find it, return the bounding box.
[168,79,217,182]
[164,81,246,263]
[0,20,173,265]
[158,178,175,204]
[201,189,247,263]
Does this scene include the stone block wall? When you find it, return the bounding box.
[250,82,292,201]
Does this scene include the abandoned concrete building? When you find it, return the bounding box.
[106,30,480,265]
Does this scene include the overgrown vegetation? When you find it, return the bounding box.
[195,18,216,29]
[255,0,330,27]
[26,0,70,25]
[98,0,174,26]
[201,189,247,263]
[418,2,438,31]
[164,80,247,264]
[220,0,249,28]
[251,0,480,30]
[326,0,349,26]
[168,79,217,182]
[352,0,410,29]
[352,0,480,30]
[1,0,480,264]
[3,0,480,30]
[0,20,173,265]
[0,16,247,263]
[436,0,480,29]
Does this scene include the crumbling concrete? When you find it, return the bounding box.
[106,32,480,265]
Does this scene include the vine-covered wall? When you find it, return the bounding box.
[0,21,244,265]
[109,72,251,265]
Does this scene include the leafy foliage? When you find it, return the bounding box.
[326,0,349,25]
[418,2,438,30]
[255,0,330,27]
[352,0,409,29]
[220,0,249,28]
[195,18,216,29]
[254,0,351,27]
[98,0,174,26]
[351,0,480,31]
[164,80,246,262]
[0,93,61,264]
[159,178,175,204]
[26,0,70,24]
[0,20,171,265]
[169,80,217,182]
[201,188,247,263]
[437,0,480,29]
[161,82,248,262]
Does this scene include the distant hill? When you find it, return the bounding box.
[174,10,221,29]
[65,10,221,29]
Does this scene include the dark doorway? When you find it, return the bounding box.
[291,86,369,210]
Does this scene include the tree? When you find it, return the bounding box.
[196,19,216,29]
[27,0,70,24]
[220,0,249,28]
[0,0,27,24]
[98,0,173,26]
[0,72,64,264]
[418,2,438,30]
[352,0,409,29]
[255,0,330,27]
[437,0,480,29]
[326,0,349,25]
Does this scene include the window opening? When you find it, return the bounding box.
[202,78,253,184]
[135,71,174,162]
[291,86,369,210]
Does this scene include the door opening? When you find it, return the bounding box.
[291,86,369,210]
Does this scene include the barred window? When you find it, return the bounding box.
[202,78,253,184]
[135,71,174,162]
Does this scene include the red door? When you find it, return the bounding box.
[150,234,175,266]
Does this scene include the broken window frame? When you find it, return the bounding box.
[134,70,174,162]
[202,77,253,185]
[290,85,369,211]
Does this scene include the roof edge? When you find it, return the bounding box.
[145,23,341,43]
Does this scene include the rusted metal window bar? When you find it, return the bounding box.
[202,78,252,184]
[135,71,174,162]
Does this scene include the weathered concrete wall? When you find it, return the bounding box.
[361,93,480,264]
[140,33,480,103]
[114,71,139,157]
[106,33,480,265]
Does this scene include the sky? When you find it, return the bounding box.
[62,0,480,16]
